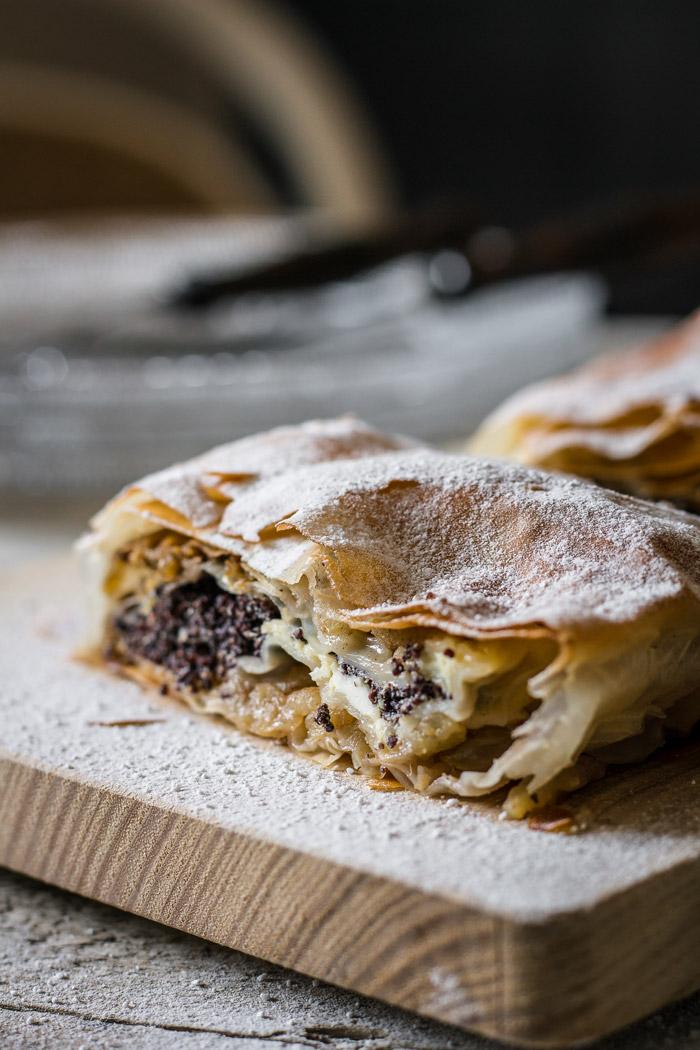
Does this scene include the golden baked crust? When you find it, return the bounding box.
[81,416,700,815]
[469,312,700,507]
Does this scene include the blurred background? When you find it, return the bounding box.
[2,0,699,560]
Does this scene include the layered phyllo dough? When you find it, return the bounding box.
[80,417,700,816]
[470,312,700,509]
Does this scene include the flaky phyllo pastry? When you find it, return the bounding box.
[80,417,700,817]
[470,312,700,509]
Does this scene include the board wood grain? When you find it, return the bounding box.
[3,558,700,1048]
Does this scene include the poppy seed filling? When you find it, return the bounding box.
[107,536,452,738]
[112,575,280,692]
[339,644,449,724]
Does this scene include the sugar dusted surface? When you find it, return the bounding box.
[224,449,700,631]
[485,310,700,427]
[100,416,418,531]
[8,867,700,1050]
[6,558,700,924]
[91,418,700,635]
[0,867,479,1050]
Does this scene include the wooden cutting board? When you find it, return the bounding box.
[3,558,700,1048]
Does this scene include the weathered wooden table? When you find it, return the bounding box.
[3,865,700,1050]
[3,862,700,1050]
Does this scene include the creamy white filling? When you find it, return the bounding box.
[260,612,477,749]
[203,558,533,754]
[106,540,700,805]
[113,553,536,758]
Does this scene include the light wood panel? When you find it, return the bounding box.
[3,558,700,1047]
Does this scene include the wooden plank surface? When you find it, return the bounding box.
[0,868,478,1050]
[4,558,700,1047]
[5,868,700,1050]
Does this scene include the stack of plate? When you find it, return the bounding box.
[0,220,605,492]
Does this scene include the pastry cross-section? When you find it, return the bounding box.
[80,416,700,815]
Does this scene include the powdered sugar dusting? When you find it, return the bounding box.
[483,311,700,428]
[171,449,700,634]
[91,422,700,635]
[197,415,419,476]
[93,417,418,535]
[5,558,700,924]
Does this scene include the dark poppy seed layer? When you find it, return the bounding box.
[368,675,448,721]
[113,574,279,692]
[339,653,447,723]
[390,642,423,676]
[314,702,335,732]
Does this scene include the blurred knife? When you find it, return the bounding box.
[172,192,700,314]
[171,201,482,307]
